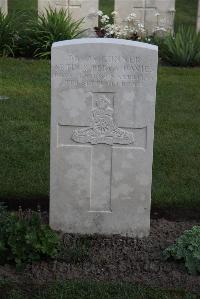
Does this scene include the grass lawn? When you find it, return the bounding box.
[0,57,200,209]
[0,58,50,201]
[99,0,114,16]
[1,280,199,299]
[8,0,37,14]
[175,0,198,31]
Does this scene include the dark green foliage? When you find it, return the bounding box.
[163,226,200,275]
[0,9,18,56]
[0,207,60,267]
[21,7,84,59]
[1,7,84,58]
[157,26,200,66]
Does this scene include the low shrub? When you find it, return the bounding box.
[0,9,18,57]
[20,7,84,59]
[157,26,200,66]
[163,226,200,275]
[0,205,60,268]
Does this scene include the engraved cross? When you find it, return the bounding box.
[68,0,81,9]
[58,93,146,213]
[131,0,157,31]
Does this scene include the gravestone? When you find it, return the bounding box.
[197,0,200,32]
[38,0,99,30]
[0,0,7,14]
[51,38,158,237]
[115,0,176,34]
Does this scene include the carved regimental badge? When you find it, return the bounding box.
[72,95,134,145]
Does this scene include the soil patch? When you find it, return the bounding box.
[0,218,199,294]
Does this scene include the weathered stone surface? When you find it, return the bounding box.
[50,38,158,237]
[38,0,99,30]
[0,0,7,14]
[114,0,176,34]
[197,0,200,32]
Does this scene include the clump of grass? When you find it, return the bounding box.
[158,26,200,66]
[21,7,85,59]
[0,9,18,57]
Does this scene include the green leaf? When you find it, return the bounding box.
[163,226,200,275]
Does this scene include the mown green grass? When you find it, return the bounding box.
[152,66,200,208]
[175,0,198,31]
[0,58,50,200]
[0,58,200,209]
[8,0,37,14]
[99,0,114,16]
[1,280,199,299]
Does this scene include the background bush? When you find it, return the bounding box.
[0,9,18,57]
[0,8,84,58]
[19,7,84,59]
[156,26,200,67]
[1,7,200,66]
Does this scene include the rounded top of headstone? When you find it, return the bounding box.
[52,38,158,51]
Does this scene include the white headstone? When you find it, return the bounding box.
[0,0,7,14]
[115,0,175,34]
[50,38,158,237]
[38,0,99,30]
[197,0,200,32]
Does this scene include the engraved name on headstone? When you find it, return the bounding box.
[50,38,158,237]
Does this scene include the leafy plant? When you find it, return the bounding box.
[20,7,84,59]
[158,26,200,66]
[0,207,60,268]
[0,9,19,57]
[163,226,200,275]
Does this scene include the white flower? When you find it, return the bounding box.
[155,12,160,17]
[111,11,118,16]
[97,10,103,16]
[130,13,137,18]
[101,14,110,24]
[126,12,137,22]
